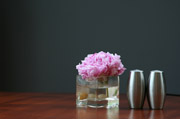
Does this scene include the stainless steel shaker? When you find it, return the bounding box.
[147,70,166,109]
[127,70,145,109]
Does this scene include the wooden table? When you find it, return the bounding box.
[0,92,179,119]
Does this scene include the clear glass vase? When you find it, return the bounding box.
[76,75,119,108]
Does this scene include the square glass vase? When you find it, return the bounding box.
[76,75,119,108]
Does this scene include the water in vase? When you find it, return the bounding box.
[76,76,119,108]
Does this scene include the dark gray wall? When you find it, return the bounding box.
[1,0,180,94]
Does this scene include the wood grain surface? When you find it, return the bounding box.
[0,92,179,119]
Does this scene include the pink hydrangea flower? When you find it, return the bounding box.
[76,51,126,79]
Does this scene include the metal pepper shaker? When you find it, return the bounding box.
[147,70,166,109]
[127,70,145,109]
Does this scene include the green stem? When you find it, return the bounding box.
[106,88,109,97]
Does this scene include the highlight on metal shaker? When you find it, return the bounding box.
[147,70,166,110]
[127,69,145,109]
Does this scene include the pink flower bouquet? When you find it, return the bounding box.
[76,51,126,80]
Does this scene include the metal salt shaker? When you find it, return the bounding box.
[147,70,166,109]
[127,70,145,109]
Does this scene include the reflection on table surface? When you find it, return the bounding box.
[76,107,119,119]
[128,110,165,119]
[76,107,166,119]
